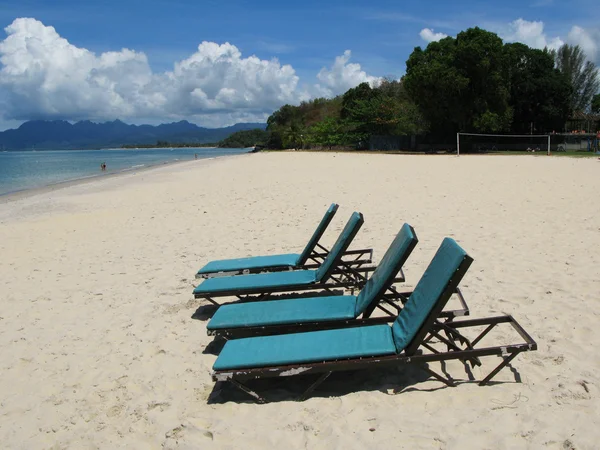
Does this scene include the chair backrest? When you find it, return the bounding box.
[354,223,418,316]
[297,203,339,265]
[314,212,364,282]
[391,238,473,354]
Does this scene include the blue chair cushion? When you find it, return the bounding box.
[354,223,417,316]
[314,212,363,281]
[194,269,317,295]
[196,253,301,276]
[207,295,358,330]
[213,325,396,370]
[296,203,339,265]
[392,238,467,352]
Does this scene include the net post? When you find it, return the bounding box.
[547,135,551,156]
[456,133,460,157]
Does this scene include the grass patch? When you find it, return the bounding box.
[485,150,599,157]
[260,148,599,158]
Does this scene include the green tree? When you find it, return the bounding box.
[503,43,571,133]
[340,79,425,144]
[551,44,600,112]
[266,104,300,149]
[404,27,512,135]
[219,129,269,148]
[266,104,299,129]
[340,82,378,119]
[265,96,347,149]
[282,122,305,149]
[307,116,346,149]
[345,95,424,136]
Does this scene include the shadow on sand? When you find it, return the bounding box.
[190,293,524,404]
[205,358,523,404]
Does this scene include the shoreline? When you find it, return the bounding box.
[0,152,248,204]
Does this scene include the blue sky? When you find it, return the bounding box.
[0,0,598,129]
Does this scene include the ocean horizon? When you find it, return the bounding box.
[0,147,249,196]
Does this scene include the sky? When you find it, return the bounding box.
[0,0,598,130]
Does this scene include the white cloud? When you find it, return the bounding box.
[151,41,300,116]
[0,18,300,124]
[498,19,600,64]
[567,26,599,63]
[419,28,448,43]
[501,18,564,50]
[0,18,153,121]
[313,50,382,97]
[0,18,381,126]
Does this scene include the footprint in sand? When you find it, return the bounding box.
[163,424,214,449]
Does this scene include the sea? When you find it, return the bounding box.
[0,147,249,196]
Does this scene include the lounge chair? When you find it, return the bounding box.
[196,203,373,278]
[206,223,469,339]
[210,238,537,403]
[194,212,369,306]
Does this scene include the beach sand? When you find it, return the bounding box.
[0,152,599,448]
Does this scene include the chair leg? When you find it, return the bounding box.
[229,380,266,404]
[479,353,519,386]
[298,372,332,401]
[205,297,220,306]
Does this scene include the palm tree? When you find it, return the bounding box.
[284,123,304,150]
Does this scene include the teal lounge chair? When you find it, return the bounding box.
[210,238,537,403]
[194,212,366,306]
[206,223,420,338]
[206,223,470,340]
[196,203,373,278]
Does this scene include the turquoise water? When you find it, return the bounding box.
[0,147,249,196]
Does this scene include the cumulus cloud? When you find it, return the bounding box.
[419,28,448,43]
[498,19,600,64]
[0,18,153,121]
[0,18,381,126]
[567,26,600,63]
[501,18,564,50]
[313,50,382,97]
[0,18,300,124]
[152,41,299,116]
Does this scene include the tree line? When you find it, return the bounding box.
[265,27,600,150]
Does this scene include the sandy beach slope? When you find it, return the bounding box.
[0,152,599,448]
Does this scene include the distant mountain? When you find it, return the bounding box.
[0,119,267,150]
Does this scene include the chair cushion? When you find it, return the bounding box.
[207,295,358,330]
[213,325,396,370]
[194,269,317,295]
[296,203,338,265]
[314,212,363,282]
[392,238,467,352]
[196,253,301,276]
[354,223,417,316]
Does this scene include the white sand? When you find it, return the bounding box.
[1,152,599,448]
